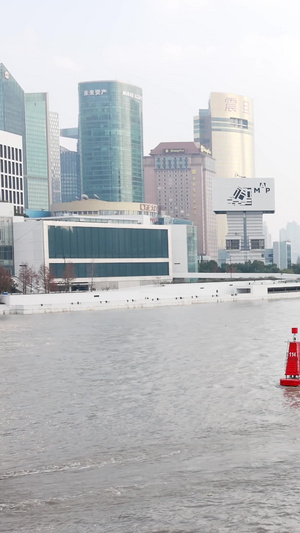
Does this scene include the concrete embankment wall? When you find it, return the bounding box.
[1,280,300,315]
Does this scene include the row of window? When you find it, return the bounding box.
[50,261,169,279]
[1,189,24,206]
[226,239,265,250]
[48,226,169,259]
[0,145,22,161]
[0,160,23,176]
[156,157,189,170]
[229,117,249,129]
[1,175,23,191]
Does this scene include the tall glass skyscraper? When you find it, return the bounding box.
[0,64,26,137]
[25,93,50,210]
[78,81,144,202]
[60,146,80,202]
[0,63,27,207]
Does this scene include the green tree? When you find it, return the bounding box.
[198,260,219,272]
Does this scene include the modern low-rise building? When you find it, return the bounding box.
[13,217,172,289]
[12,197,198,289]
[51,198,158,221]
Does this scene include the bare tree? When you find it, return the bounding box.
[62,263,75,292]
[28,266,38,293]
[19,263,31,294]
[0,265,13,293]
[38,264,57,293]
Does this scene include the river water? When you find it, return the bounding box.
[1,299,300,532]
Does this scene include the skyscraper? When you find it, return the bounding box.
[78,81,144,202]
[0,64,27,207]
[280,221,300,264]
[194,92,254,248]
[49,111,61,204]
[60,146,80,202]
[144,142,218,260]
[0,64,26,138]
[24,93,50,210]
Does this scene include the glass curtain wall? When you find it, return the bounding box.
[79,81,144,203]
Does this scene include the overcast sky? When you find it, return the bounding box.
[1,0,300,239]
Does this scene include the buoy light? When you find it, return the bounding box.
[280,327,300,387]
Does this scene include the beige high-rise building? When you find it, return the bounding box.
[194,92,255,248]
[143,142,218,260]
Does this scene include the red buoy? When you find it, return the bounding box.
[280,328,300,387]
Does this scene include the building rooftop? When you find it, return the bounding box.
[149,142,202,156]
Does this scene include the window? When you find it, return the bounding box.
[251,239,264,250]
[226,239,240,250]
[230,117,248,129]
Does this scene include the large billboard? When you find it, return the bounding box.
[212,178,275,213]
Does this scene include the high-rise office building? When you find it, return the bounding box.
[60,146,80,202]
[49,112,61,204]
[280,222,300,264]
[25,93,50,210]
[0,64,27,205]
[273,241,292,270]
[144,142,218,260]
[194,92,254,249]
[78,81,144,202]
[0,64,26,138]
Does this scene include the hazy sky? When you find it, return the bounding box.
[1,0,300,239]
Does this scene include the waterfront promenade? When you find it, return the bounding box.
[1,276,300,315]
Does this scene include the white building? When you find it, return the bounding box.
[0,130,24,214]
[12,208,200,289]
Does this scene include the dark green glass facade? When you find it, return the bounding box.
[51,262,169,278]
[60,147,80,202]
[48,225,169,278]
[78,81,144,203]
[0,215,13,274]
[48,226,168,259]
[0,64,26,137]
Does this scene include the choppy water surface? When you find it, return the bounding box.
[1,299,300,532]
